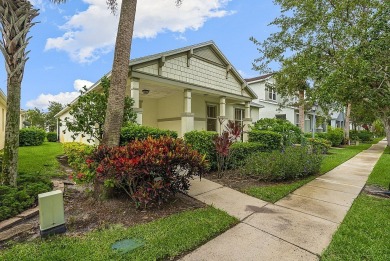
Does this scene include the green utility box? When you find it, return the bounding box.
[38,190,66,237]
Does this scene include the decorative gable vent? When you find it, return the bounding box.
[194,47,226,66]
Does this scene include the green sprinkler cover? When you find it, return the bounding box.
[112,238,144,254]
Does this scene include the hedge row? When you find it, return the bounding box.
[248,130,283,150]
[120,124,178,145]
[184,131,218,170]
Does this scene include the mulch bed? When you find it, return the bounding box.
[205,170,291,191]
[0,159,205,249]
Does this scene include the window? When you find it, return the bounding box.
[268,88,277,101]
[235,108,245,141]
[206,105,217,131]
[275,114,286,120]
[235,108,244,126]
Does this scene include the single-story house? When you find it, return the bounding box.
[56,41,260,144]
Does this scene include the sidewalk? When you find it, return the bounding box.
[182,141,387,261]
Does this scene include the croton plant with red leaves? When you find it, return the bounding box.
[86,136,208,207]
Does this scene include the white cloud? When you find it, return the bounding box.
[45,0,233,63]
[26,79,94,110]
[238,69,255,79]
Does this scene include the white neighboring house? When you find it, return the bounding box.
[246,74,333,133]
[55,41,260,144]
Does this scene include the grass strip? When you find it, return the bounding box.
[0,207,237,261]
[321,194,390,260]
[367,146,390,189]
[244,142,377,203]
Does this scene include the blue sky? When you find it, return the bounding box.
[0,0,281,110]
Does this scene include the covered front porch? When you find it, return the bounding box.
[126,75,253,139]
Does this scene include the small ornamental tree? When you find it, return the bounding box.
[86,137,207,207]
[214,120,244,176]
[62,77,136,143]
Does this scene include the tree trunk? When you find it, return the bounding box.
[2,74,22,186]
[102,0,137,147]
[298,90,305,132]
[383,117,390,147]
[344,103,352,143]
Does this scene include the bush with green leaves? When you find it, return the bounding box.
[19,127,46,146]
[252,118,302,145]
[305,138,331,154]
[327,127,344,146]
[63,142,95,182]
[184,130,218,170]
[120,124,178,145]
[229,142,268,168]
[242,146,323,181]
[46,132,58,142]
[357,130,373,142]
[248,130,283,150]
[0,173,52,221]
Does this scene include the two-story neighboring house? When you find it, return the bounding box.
[246,74,332,133]
[246,74,299,124]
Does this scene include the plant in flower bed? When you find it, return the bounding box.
[0,172,52,221]
[86,137,208,207]
[213,120,243,176]
[305,137,331,154]
[63,142,95,182]
[184,130,218,170]
[242,146,323,181]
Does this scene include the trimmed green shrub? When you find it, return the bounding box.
[46,132,58,142]
[19,127,46,146]
[357,130,373,142]
[242,146,323,181]
[184,130,218,170]
[0,173,52,222]
[229,142,268,168]
[120,124,178,145]
[87,137,208,207]
[248,130,283,150]
[252,118,302,145]
[63,142,94,179]
[327,127,344,146]
[306,138,331,154]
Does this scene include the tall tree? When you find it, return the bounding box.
[0,1,38,186]
[251,0,386,143]
[26,107,45,129]
[46,101,63,132]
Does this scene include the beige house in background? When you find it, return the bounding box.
[56,41,259,144]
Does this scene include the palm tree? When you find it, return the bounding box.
[0,0,39,187]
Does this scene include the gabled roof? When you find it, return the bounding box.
[245,73,274,83]
[56,41,257,117]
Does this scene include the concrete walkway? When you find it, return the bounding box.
[182,140,387,261]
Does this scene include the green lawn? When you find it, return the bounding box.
[244,142,379,203]
[367,146,390,189]
[18,142,64,177]
[0,207,237,261]
[322,141,389,260]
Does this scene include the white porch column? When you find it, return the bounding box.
[217,96,227,133]
[181,89,194,136]
[243,101,252,141]
[130,78,143,124]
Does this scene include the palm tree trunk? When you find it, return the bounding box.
[102,0,137,147]
[382,117,390,147]
[2,74,22,186]
[344,103,352,143]
[298,90,305,132]
[0,1,38,186]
